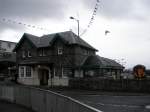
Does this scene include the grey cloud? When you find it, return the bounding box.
[139,0,150,14]
[0,0,67,20]
[83,0,150,20]
[100,0,133,19]
[141,0,150,6]
[0,21,26,40]
[0,0,68,35]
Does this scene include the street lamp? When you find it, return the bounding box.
[70,16,79,37]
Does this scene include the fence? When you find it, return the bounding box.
[69,78,150,92]
[0,85,102,112]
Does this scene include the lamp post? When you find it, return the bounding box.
[70,16,79,37]
[70,16,81,77]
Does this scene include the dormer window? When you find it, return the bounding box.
[58,47,63,55]
[28,51,32,57]
[42,49,46,56]
[39,49,46,56]
[22,51,25,58]
[39,50,42,56]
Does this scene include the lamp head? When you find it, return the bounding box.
[70,16,74,19]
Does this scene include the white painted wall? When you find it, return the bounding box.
[18,66,39,85]
[18,65,70,86]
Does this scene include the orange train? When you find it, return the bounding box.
[133,65,145,79]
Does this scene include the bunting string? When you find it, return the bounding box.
[80,0,100,36]
[0,18,51,32]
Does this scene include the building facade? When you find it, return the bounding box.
[14,31,123,86]
[14,31,97,86]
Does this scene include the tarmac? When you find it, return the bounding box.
[0,99,34,112]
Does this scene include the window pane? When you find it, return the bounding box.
[63,67,72,77]
[43,49,46,56]
[39,49,42,56]
[26,66,31,77]
[20,67,24,77]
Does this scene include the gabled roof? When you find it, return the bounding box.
[43,31,97,50]
[14,31,97,51]
[13,33,38,51]
[83,55,124,69]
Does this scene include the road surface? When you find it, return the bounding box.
[50,89,150,112]
[71,94,150,112]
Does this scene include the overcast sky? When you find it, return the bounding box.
[0,0,150,69]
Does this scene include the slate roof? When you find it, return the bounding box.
[82,55,124,69]
[23,31,97,51]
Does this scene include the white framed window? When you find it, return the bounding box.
[62,67,68,78]
[58,47,63,55]
[19,66,32,78]
[26,66,31,77]
[20,67,25,77]
[62,67,71,78]
[28,51,32,57]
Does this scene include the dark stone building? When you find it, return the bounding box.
[82,55,124,79]
[14,31,123,86]
[0,40,16,79]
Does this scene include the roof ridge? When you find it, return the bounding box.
[42,30,71,37]
[20,31,97,50]
[24,33,39,37]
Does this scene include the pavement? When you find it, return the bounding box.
[0,99,35,112]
